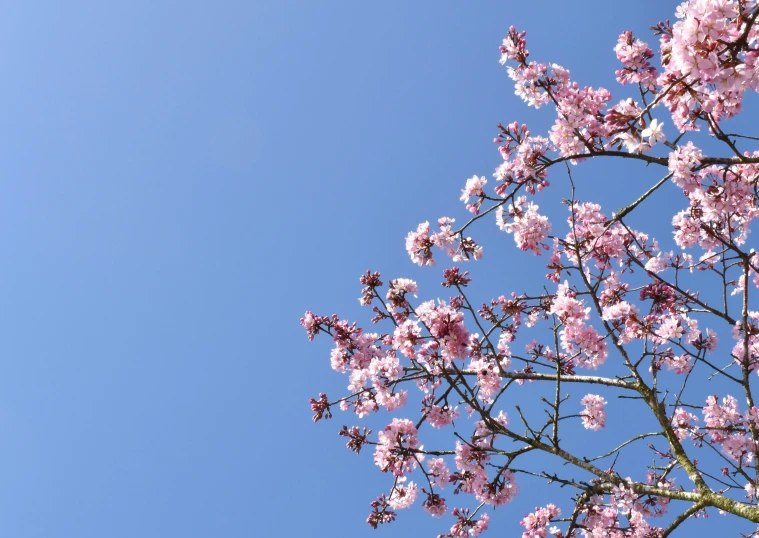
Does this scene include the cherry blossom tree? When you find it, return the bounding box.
[303,1,759,536]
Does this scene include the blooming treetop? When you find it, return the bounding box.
[304,1,759,536]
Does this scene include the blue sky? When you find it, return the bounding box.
[0,1,754,536]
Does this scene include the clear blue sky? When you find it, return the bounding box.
[0,1,749,536]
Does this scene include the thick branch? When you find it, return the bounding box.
[456,369,636,389]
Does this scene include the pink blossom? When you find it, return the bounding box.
[640,118,666,146]
[477,469,518,506]
[453,442,518,507]
[497,332,512,366]
[612,480,637,510]
[387,478,418,510]
[422,491,447,517]
[672,210,702,249]
[369,353,402,381]
[375,385,407,412]
[616,131,644,153]
[387,278,418,299]
[746,483,756,502]
[392,320,421,359]
[406,221,435,266]
[497,196,551,255]
[655,315,686,342]
[580,394,607,430]
[461,175,487,214]
[432,217,457,258]
[427,458,451,488]
[520,504,561,538]
[416,300,470,364]
[644,251,671,274]
[374,418,422,476]
[508,61,552,108]
[703,328,719,352]
[425,403,460,429]
[668,142,702,189]
[672,407,699,440]
[500,26,527,64]
[601,300,637,322]
[468,357,501,402]
[614,31,657,87]
[662,353,693,375]
[703,395,742,444]
[564,323,608,370]
[550,281,589,326]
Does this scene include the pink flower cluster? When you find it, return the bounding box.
[422,490,448,518]
[301,313,414,418]
[406,217,484,266]
[496,196,551,255]
[551,281,608,369]
[731,311,759,371]
[549,76,612,158]
[422,395,460,429]
[452,441,519,506]
[703,395,759,464]
[672,407,699,440]
[494,129,551,195]
[580,394,607,430]
[427,457,452,488]
[662,0,759,130]
[461,175,488,215]
[520,504,561,538]
[443,509,490,537]
[614,30,657,87]
[416,299,471,365]
[573,488,664,538]
[565,202,632,267]
[468,357,502,402]
[374,418,423,476]
[388,477,418,510]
